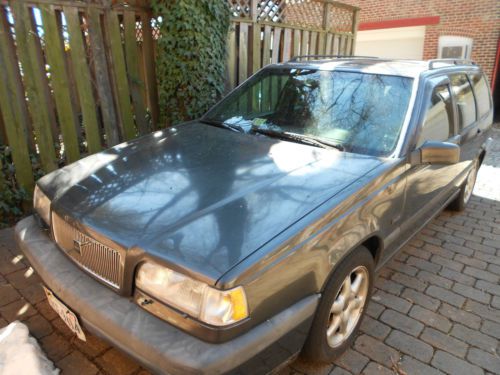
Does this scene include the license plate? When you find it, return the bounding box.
[43,286,86,341]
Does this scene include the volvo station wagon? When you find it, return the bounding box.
[16,57,493,374]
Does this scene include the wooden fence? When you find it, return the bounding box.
[0,0,158,193]
[0,0,358,195]
[227,0,359,89]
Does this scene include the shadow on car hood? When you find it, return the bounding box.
[42,122,383,283]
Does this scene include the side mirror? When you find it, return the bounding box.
[410,141,460,165]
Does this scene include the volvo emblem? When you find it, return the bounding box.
[73,239,89,255]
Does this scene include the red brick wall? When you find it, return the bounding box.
[340,0,499,82]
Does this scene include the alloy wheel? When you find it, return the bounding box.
[464,160,478,204]
[326,266,369,348]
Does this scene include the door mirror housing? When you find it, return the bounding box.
[410,141,460,165]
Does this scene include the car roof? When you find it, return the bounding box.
[270,57,481,79]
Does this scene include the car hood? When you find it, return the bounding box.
[40,122,383,283]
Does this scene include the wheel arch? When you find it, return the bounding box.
[361,235,383,265]
[320,233,383,292]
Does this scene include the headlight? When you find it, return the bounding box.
[33,185,51,225]
[136,262,248,326]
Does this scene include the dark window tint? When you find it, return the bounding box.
[417,84,453,146]
[450,74,476,130]
[471,74,491,119]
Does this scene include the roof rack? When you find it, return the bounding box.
[288,55,380,62]
[428,59,476,69]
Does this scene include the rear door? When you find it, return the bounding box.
[469,72,494,131]
[463,73,494,160]
[449,72,480,163]
[449,71,493,191]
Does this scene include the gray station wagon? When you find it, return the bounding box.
[16,57,493,374]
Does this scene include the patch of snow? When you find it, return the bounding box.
[0,321,59,375]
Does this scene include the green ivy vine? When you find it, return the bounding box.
[0,145,27,228]
[151,0,231,126]
[0,144,45,227]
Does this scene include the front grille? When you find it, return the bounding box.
[52,213,123,289]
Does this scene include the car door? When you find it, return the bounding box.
[399,76,463,237]
[449,72,480,163]
[456,72,494,167]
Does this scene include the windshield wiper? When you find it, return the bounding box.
[199,119,244,133]
[251,127,344,151]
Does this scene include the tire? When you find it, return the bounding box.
[301,246,375,363]
[448,158,479,212]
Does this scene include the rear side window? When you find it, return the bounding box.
[417,84,453,147]
[471,74,491,119]
[450,74,476,130]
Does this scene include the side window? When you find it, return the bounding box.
[450,74,476,130]
[471,74,491,119]
[417,84,453,147]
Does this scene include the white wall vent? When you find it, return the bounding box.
[438,36,473,59]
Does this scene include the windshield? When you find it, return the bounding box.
[204,68,413,156]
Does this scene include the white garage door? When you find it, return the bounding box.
[355,26,426,60]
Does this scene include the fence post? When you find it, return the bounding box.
[321,2,332,55]
[227,24,237,90]
[238,23,249,84]
[250,0,258,22]
[351,9,360,55]
[250,0,261,74]
[322,2,331,30]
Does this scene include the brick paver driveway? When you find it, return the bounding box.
[1,128,499,375]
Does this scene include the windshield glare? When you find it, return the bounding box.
[204,68,413,156]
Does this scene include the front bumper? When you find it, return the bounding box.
[15,216,319,375]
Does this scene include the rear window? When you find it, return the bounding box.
[471,74,491,119]
[450,74,476,130]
